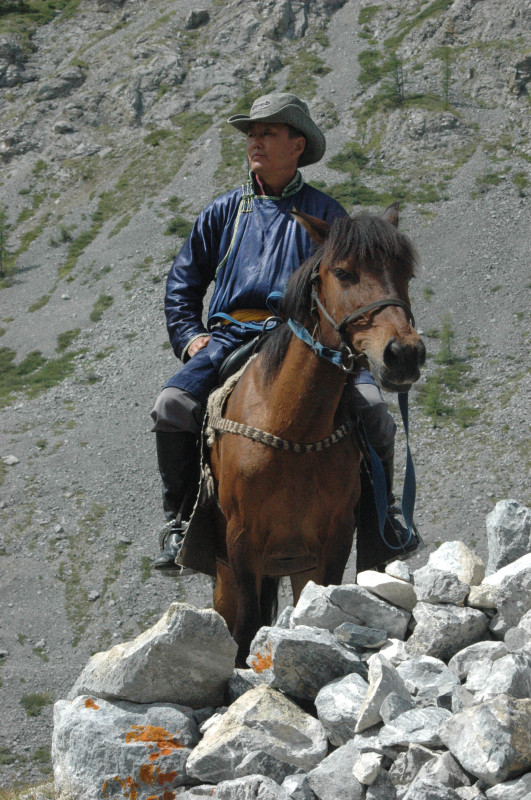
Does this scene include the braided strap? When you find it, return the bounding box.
[208,412,353,453]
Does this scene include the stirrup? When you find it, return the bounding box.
[153,520,194,577]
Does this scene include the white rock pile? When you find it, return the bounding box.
[53,499,531,800]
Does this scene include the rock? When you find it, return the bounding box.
[448,641,508,681]
[402,779,463,800]
[379,707,453,748]
[2,455,19,465]
[315,672,369,746]
[467,584,499,610]
[413,567,470,606]
[334,622,388,650]
[214,774,290,798]
[185,10,210,30]
[36,67,86,102]
[52,695,199,800]
[226,667,265,703]
[292,581,410,640]
[425,542,485,586]
[386,561,412,581]
[355,654,411,733]
[388,744,437,790]
[234,750,302,784]
[406,603,489,661]
[352,752,384,785]
[485,500,531,575]
[440,694,531,786]
[186,684,327,783]
[282,773,314,799]
[396,656,459,701]
[504,609,531,652]
[357,570,418,612]
[489,568,531,638]
[471,651,531,703]
[380,691,415,723]
[247,624,367,701]
[365,770,397,799]
[53,120,76,134]
[68,603,237,707]
[275,606,295,629]
[485,772,531,799]
[415,751,471,789]
[380,638,409,665]
[307,740,365,800]
[482,553,531,586]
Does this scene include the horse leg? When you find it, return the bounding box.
[321,524,355,586]
[227,533,263,666]
[290,568,320,606]
[213,561,239,635]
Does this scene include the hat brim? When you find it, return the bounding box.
[228,103,326,168]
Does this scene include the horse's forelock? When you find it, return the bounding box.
[322,214,417,278]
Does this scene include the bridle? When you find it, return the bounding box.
[307,255,415,373]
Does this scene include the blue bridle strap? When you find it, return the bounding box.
[287,319,347,369]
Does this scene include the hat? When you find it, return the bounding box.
[227,92,326,167]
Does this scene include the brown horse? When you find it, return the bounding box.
[208,203,425,664]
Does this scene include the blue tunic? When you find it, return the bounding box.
[163,172,349,402]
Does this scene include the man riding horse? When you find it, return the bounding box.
[150,92,418,573]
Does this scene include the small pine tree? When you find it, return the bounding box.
[0,206,15,279]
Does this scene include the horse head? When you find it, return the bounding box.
[292,203,425,392]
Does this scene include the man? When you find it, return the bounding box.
[150,92,411,572]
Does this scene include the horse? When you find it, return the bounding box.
[207,202,425,665]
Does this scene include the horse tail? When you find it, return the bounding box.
[260,576,280,627]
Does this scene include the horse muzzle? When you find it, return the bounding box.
[367,336,426,392]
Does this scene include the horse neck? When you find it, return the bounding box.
[262,335,347,441]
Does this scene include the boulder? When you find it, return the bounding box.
[471,651,531,703]
[396,656,459,700]
[52,695,199,800]
[334,622,388,650]
[355,654,411,733]
[485,772,531,799]
[485,500,531,575]
[440,694,531,786]
[185,9,210,30]
[466,583,500,610]
[292,581,410,640]
[425,542,485,586]
[68,603,237,708]
[448,641,508,681]
[315,672,369,746]
[380,691,415,723]
[215,774,290,798]
[388,744,438,790]
[306,740,365,800]
[247,624,367,700]
[186,684,327,783]
[352,752,384,785]
[489,568,531,638]
[406,603,489,661]
[379,707,453,748]
[402,779,463,800]
[36,66,86,102]
[282,773,314,799]
[356,570,418,612]
[413,566,470,606]
[482,553,531,586]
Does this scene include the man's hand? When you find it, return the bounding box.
[188,336,211,358]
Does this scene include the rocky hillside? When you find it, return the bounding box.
[0,0,529,791]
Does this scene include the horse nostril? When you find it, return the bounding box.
[383,337,402,366]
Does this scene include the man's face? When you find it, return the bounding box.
[246,122,305,185]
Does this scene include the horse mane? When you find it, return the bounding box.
[260,212,418,382]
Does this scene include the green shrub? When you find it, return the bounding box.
[90,293,114,322]
[20,692,53,717]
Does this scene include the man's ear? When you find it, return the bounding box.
[291,207,331,245]
[383,201,399,228]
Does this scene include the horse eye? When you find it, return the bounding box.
[334,268,355,283]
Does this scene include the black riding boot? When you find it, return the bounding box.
[381,454,422,560]
[152,431,198,573]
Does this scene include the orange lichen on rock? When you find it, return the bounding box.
[125,724,184,760]
[157,770,178,786]
[102,775,139,800]
[138,764,156,785]
[84,698,100,710]
[250,642,273,673]
[162,792,176,800]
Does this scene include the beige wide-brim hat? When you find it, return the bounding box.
[228,92,326,168]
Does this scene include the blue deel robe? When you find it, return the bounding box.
[163,171,373,403]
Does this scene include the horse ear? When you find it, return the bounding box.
[291,207,331,244]
[383,201,399,228]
